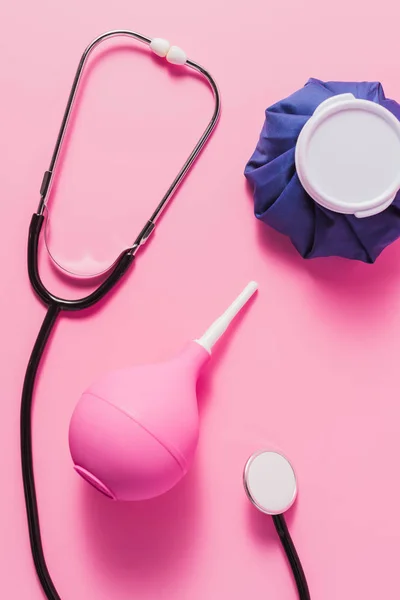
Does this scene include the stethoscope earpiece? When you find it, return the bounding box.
[243,450,297,515]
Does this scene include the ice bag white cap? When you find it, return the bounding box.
[295,94,400,218]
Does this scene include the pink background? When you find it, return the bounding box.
[2,0,400,598]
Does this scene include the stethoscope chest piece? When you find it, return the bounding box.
[244,452,310,599]
[244,451,297,515]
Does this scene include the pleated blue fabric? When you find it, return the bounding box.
[245,79,400,262]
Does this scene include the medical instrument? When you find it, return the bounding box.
[245,78,400,262]
[244,450,311,600]
[20,29,220,600]
[69,281,258,501]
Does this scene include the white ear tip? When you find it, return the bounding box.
[150,38,170,57]
[166,46,187,65]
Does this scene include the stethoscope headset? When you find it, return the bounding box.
[20,29,310,600]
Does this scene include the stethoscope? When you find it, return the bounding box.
[21,29,220,600]
[21,29,311,600]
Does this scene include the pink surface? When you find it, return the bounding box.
[2,1,400,598]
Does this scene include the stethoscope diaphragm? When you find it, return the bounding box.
[243,450,297,515]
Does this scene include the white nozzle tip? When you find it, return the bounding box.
[195,280,259,353]
[245,281,258,295]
